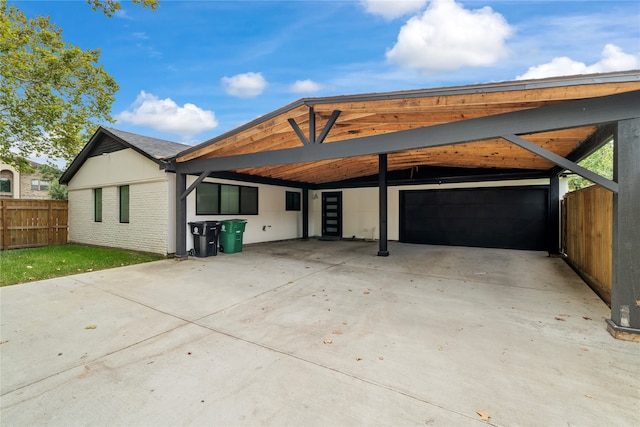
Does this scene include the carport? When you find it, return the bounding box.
[169,71,640,338]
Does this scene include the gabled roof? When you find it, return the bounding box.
[60,127,190,184]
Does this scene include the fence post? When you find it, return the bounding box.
[48,201,53,245]
[1,201,8,250]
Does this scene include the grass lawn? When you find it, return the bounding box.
[0,244,164,287]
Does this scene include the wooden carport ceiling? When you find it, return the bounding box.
[178,75,640,184]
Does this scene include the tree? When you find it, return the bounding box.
[86,0,158,18]
[568,140,614,191]
[0,0,158,171]
[38,163,67,200]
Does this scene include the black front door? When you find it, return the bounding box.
[322,192,342,238]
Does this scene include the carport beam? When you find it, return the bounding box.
[378,153,389,257]
[607,118,640,340]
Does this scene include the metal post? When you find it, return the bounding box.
[175,172,188,259]
[548,174,561,255]
[302,188,309,240]
[378,153,389,256]
[607,118,640,340]
[309,106,316,144]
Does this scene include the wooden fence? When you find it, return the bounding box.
[561,185,612,304]
[0,199,68,250]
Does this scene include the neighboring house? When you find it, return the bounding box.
[0,161,50,200]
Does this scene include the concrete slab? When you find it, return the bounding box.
[1,240,638,426]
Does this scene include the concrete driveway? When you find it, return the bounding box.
[1,240,638,426]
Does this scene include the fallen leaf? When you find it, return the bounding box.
[355,356,362,361]
[86,269,93,272]
[332,330,343,335]
[378,356,384,360]
[363,291,370,295]
[476,410,490,421]
[582,316,592,320]
[342,321,348,326]
[84,325,97,329]
[0,340,8,345]
[581,348,589,352]
[554,317,566,321]
[323,339,332,344]
[585,394,593,399]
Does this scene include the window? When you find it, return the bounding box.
[119,185,129,223]
[0,178,10,193]
[31,179,49,191]
[196,182,258,215]
[286,191,301,211]
[94,188,102,222]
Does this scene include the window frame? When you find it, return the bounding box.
[0,177,10,193]
[94,188,102,222]
[196,182,258,215]
[285,191,301,211]
[119,185,130,223]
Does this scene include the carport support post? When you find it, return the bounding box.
[548,174,561,255]
[607,118,640,340]
[302,188,309,239]
[378,153,389,256]
[175,172,188,260]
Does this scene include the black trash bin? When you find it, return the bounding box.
[189,221,220,257]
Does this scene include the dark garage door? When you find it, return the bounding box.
[400,186,549,250]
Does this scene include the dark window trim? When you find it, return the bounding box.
[94,188,102,222]
[285,191,301,211]
[196,182,259,215]
[119,185,130,223]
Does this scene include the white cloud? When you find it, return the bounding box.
[114,9,132,20]
[221,72,268,98]
[361,0,427,20]
[116,91,218,138]
[517,44,640,80]
[290,79,323,94]
[386,0,513,73]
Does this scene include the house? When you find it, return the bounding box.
[61,71,640,338]
[1,161,51,200]
[60,127,309,255]
[59,127,191,255]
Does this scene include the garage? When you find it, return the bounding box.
[399,186,549,250]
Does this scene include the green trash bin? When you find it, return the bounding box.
[220,219,247,254]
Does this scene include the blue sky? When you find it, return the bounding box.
[13,0,640,150]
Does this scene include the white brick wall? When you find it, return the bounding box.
[68,179,169,255]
